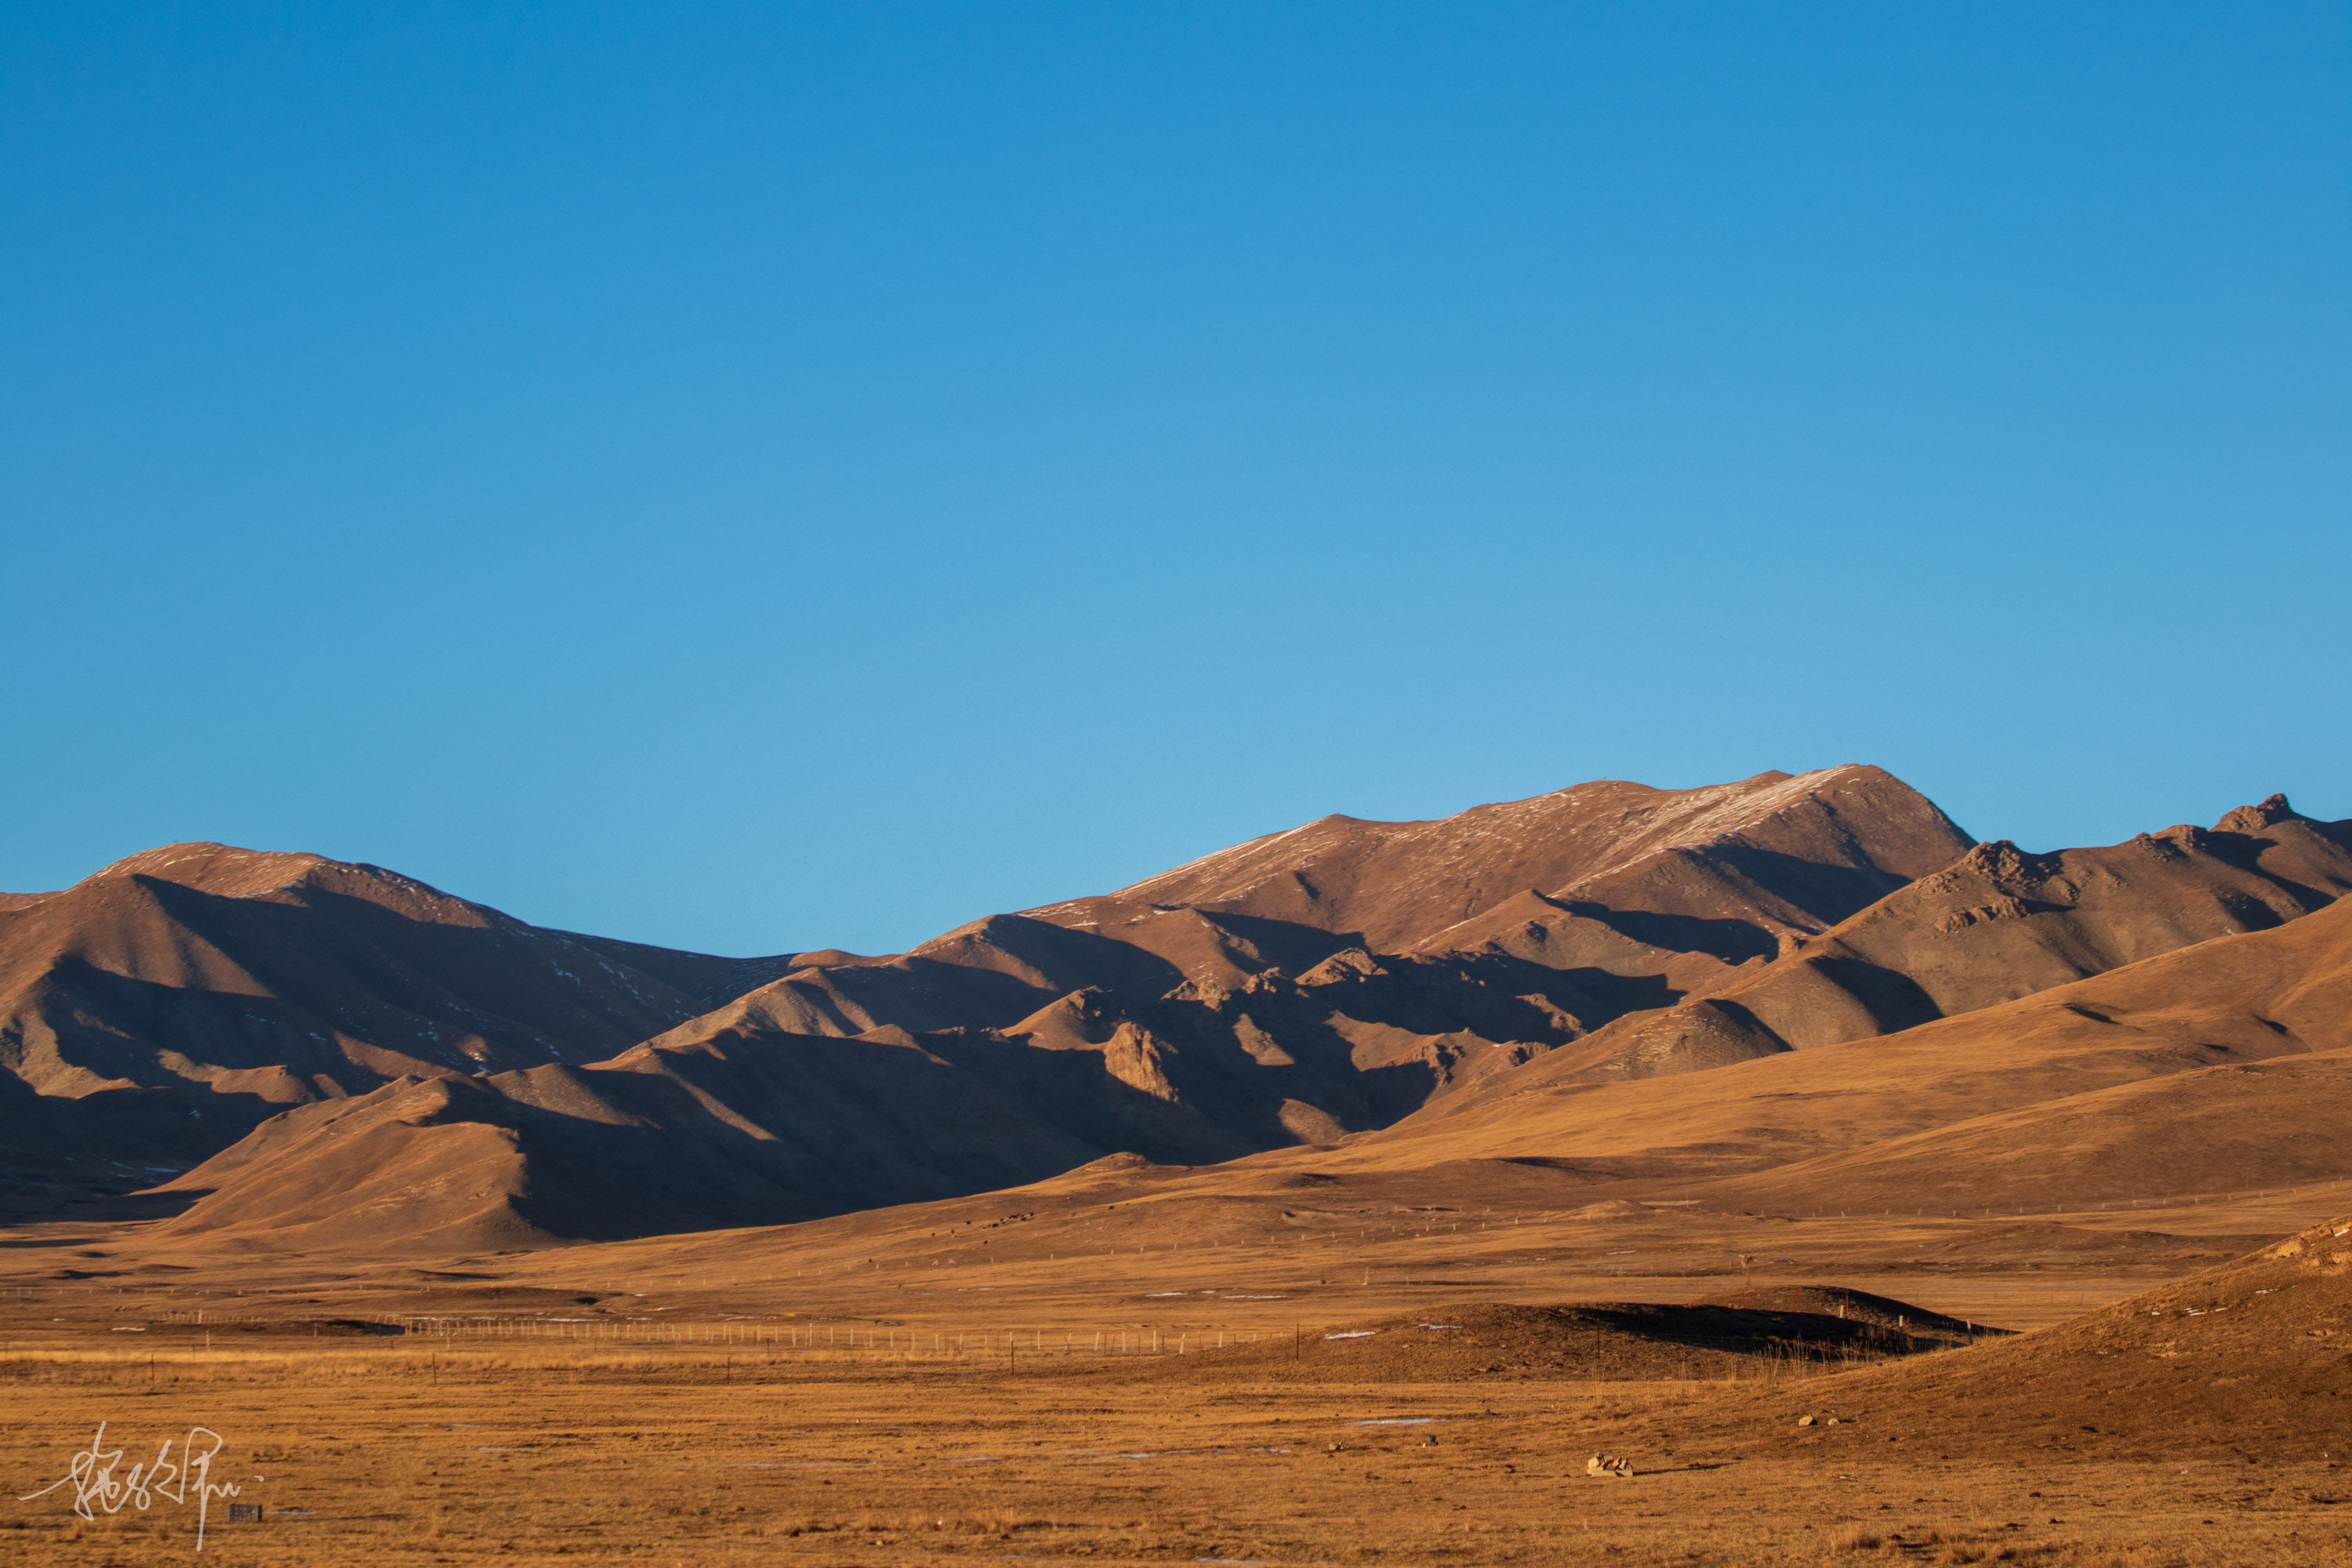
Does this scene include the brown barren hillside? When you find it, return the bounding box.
[0,843,798,1207]
[1481,793,2352,1087]
[1028,763,1973,953]
[686,765,1970,1056]
[33,771,2352,1262]
[89,774,2352,1254]
[9,766,1970,1245]
[593,767,1980,1168]
[1283,882,2352,1221]
[749,871,2343,1283]
[140,1031,1123,1250]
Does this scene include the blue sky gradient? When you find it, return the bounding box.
[4,3,2346,955]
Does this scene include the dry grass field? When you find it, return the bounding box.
[5,1181,2347,1566]
[3,1342,2343,1567]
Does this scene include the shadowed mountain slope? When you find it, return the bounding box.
[652,886,2352,1287]
[1304,885,2352,1210]
[1483,794,2352,1088]
[147,957,1586,1251]
[0,844,799,1200]
[38,771,2352,1254]
[140,785,2352,1251]
[145,1014,1295,1250]
[652,767,1978,1123]
[602,767,1980,1169]
[93,768,1978,1243]
[1026,764,1973,955]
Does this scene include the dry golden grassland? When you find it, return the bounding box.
[4,1338,2345,1567]
[7,1184,2348,1563]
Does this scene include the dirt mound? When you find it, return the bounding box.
[1692,1284,2002,1340]
[1714,1214,2352,1461]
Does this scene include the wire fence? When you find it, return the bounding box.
[105,1313,1969,1373]
[133,1314,1256,1359]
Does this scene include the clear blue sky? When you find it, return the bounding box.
[4,3,2346,956]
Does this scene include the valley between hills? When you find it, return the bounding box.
[4,764,2349,1566]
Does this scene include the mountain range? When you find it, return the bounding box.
[5,764,2347,1252]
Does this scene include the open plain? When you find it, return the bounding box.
[5,1187,2348,1566]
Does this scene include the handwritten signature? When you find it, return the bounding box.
[18,1422,246,1550]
